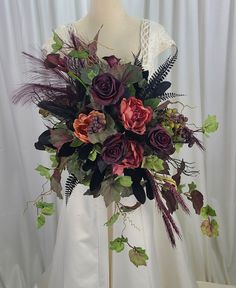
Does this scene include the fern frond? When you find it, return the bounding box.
[159,93,185,101]
[65,174,80,205]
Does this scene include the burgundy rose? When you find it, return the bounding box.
[91,73,125,106]
[101,133,127,165]
[102,55,121,68]
[147,125,175,157]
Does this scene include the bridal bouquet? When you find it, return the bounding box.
[12,27,219,267]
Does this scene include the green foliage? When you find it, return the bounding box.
[100,178,121,207]
[104,213,120,227]
[50,154,58,168]
[202,115,219,136]
[201,218,219,238]
[50,128,74,151]
[175,143,183,153]
[37,214,46,229]
[142,155,164,172]
[70,138,83,148]
[68,50,89,59]
[88,149,97,161]
[200,205,217,219]
[115,176,133,187]
[177,184,186,193]
[35,165,51,180]
[129,247,149,267]
[80,65,100,84]
[109,236,128,253]
[51,31,63,53]
[188,181,197,193]
[143,98,160,109]
[36,202,55,229]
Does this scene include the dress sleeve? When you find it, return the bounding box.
[41,24,72,55]
[155,23,176,56]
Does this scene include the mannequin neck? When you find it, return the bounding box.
[87,0,128,23]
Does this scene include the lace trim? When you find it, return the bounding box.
[140,19,151,68]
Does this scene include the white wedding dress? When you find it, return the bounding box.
[35,18,198,288]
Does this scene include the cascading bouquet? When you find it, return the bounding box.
[12,27,219,267]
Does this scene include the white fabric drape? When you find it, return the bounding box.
[0,0,235,287]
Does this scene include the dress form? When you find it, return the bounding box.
[73,0,143,63]
[38,5,199,287]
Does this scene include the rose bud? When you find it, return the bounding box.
[102,55,121,68]
[91,73,125,106]
[120,97,153,135]
[112,140,144,175]
[147,125,175,157]
[101,133,127,165]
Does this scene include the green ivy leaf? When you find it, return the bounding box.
[35,165,51,180]
[51,31,63,53]
[70,138,83,147]
[116,176,133,187]
[200,205,217,219]
[175,143,183,153]
[142,155,164,172]
[177,184,186,193]
[202,115,219,135]
[127,84,136,96]
[104,213,120,227]
[109,237,128,253]
[88,149,97,161]
[201,218,219,238]
[68,50,89,59]
[50,154,58,168]
[129,247,149,267]
[100,178,121,207]
[188,181,197,193]
[41,205,55,216]
[37,214,46,229]
[143,98,160,109]
[80,65,100,84]
[36,201,54,209]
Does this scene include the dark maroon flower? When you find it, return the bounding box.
[147,125,175,157]
[102,55,121,68]
[44,54,68,72]
[91,73,125,106]
[101,133,127,165]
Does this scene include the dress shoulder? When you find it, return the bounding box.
[149,20,176,57]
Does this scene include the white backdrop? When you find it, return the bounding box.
[0,0,235,287]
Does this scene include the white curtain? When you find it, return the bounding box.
[0,0,235,287]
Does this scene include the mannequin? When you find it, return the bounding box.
[73,0,143,62]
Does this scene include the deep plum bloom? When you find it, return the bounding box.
[91,73,125,106]
[147,125,175,157]
[101,133,127,165]
[102,55,121,68]
[112,140,144,175]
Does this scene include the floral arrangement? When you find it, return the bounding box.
[12,27,219,267]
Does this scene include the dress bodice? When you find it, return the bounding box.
[42,18,176,78]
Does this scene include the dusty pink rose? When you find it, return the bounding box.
[112,140,144,175]
[120,97,153,135]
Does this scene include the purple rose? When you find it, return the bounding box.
[102,55,121,68]
[101,133,127,165]
[91,73,125,106]
[147,125,175,157]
